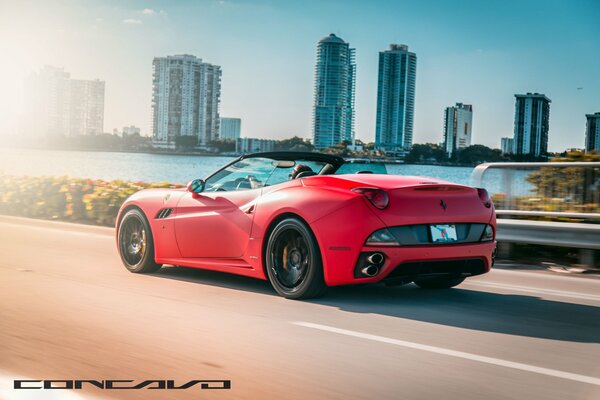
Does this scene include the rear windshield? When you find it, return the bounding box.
[335,161,388,175]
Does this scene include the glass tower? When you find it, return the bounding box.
[312,34,356,149]
[375,44,417,152]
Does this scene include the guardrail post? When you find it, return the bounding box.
[578,249,596,268]
[497,242,513,259]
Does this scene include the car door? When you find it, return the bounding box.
[174,157,276,258]
[174,188,260,258]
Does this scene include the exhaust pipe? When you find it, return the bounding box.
[361,265,379,277]
[367,252,384,265]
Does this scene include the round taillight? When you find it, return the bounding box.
[477,188,492,208]
[352,187,390,210]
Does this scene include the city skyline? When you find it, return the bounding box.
[0,0,599,152]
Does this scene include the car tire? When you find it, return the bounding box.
[117,208,162,273]
[413,276,465,289]
[266,218,326,299]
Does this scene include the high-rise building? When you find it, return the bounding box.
[69,79,105,137]
[312,34,356,149]
[151,54,221,148]
[375,44,417,152]
[501,137,514,154]
[585,112,600,153]
[219,117,241,140]
[443,103,473,156]
[512,93,551,157]
[23,66,105,138]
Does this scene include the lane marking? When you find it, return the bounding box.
[491,268,600,284]
[464,281,600,302]
[292,322,600,386]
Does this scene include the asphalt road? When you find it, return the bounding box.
[1,215,599,400]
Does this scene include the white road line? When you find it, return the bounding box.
[464,281,600,302]
[292,322,600,386]
[491,268,600,284]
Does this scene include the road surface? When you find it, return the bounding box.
[0,216,599,400]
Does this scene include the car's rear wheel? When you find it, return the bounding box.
[266,218,326,299]
[118,208,161,273]
[413,276,465,289]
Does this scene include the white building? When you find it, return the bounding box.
[151,54,221,149]
[219,117,241,140]
[69,79,105,136]
[236,137,276,153]
[23,66,105,138]
[500,137,514,154]
[443,103,473,156]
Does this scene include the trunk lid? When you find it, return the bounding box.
[303,174,493,225]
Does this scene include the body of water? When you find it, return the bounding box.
[0,148,476,186]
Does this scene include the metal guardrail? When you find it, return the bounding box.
[472,162,600,266]
[496,219,600,250]
[472,162,600,217]
[495,210,600,220]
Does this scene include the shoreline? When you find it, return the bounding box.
[0,145,478,168]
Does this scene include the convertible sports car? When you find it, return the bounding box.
[116,152,496,299]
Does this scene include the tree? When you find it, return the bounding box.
[209,140,236,153]
[274,136,314,152]
[456,145,503,165]
[526,151,600,207]
[404,143,447,163]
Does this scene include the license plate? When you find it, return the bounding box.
[430,224,458,243]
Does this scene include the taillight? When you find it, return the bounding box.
[477,188,492,208]
[352,187,389,210]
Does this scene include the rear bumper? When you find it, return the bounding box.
[309,195,496,286]
[324,241,496,286]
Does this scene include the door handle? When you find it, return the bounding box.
[245,204,255,214]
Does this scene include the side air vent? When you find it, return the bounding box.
[155,208,173,219]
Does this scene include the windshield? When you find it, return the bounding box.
[204,157,328,191]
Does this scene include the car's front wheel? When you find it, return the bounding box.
[413,276,465,289]
[266,218,326,299]
[118,208,161,273]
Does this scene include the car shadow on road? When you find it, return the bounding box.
[152,266,276,295]
[312,284,600,344]
[152,266,600,344]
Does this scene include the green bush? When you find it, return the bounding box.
[0,175,182,226]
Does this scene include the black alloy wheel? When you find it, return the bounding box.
[118,208,161,273]
[266,218,326,299]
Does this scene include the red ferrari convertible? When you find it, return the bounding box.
[116,152,496,299]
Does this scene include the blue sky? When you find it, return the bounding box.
[0,0,598,151]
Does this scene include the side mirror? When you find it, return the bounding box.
[186,179,205,195]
